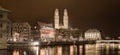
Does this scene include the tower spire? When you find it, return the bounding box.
[63,9,68,29]
[55,9,59,16]
[64,9,68,16]
[54,9,59,29]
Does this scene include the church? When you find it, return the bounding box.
[54,9,69,29]
[54,9,70,41]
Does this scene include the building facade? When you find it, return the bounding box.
[0,6,11,49]
[70,28,80,41]
[37,22,55,42]
[30,25,40,41]
[12,22,31,41]
[84,29,101,41]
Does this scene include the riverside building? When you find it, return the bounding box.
[0,6,11,49]
[84,29,101,41]
[12,22,31,41]
[37,22,55,42]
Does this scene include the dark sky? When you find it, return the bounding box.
[0,0,120,37]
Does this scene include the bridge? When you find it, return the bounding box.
[96,40,120,43]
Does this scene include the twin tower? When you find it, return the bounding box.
[54,9,69,29]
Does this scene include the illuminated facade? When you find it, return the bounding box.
[54,9,69,29]
[84,29,101,40]
[37,22,55,42]
[12,22,31,41]
[63,9,69,29]
[0,6,11,49]
[30,26,40,41]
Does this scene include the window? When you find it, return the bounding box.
[0,14,3,18]
[0,23,2,28]
[0,33,2,38]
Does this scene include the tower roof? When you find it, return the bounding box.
[55,8,59,15]
[0,6,11,12]
[64,9,68,16]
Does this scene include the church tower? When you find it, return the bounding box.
[54,9,59,29]
[63,9,68,29]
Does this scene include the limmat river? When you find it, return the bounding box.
[1,43,120,55]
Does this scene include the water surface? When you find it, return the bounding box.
[1,43,120,55]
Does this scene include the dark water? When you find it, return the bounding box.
[1,43,120,55]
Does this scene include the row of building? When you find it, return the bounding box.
[0,6,102,42]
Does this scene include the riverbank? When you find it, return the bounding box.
[7,40,96,47]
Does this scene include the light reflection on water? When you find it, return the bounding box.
[6,43,120,55]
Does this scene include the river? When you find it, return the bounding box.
[0,43,120,55]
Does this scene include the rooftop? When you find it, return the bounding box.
[0,6,11,12]
[85,29,100,33]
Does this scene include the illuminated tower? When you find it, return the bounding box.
[54,9,60,29]
[63,9,68,29]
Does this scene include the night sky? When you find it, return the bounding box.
[0,0,120,37]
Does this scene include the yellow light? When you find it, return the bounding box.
[30,41,39,45]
